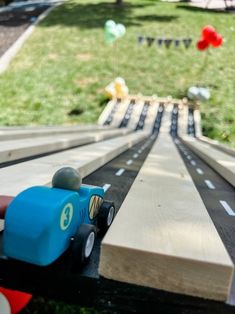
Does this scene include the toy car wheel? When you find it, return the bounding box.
[70,224,96,265]
[98,201,116,233]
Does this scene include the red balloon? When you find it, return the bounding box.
[202,25,217,43]
[0,287,32,314]
[211,33,223,47]
[197,38,209,51]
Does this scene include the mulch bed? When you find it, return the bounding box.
[0,5,50,57]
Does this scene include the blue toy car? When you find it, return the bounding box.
[3,167,116,266]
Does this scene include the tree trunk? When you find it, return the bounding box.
[116,0,123,5]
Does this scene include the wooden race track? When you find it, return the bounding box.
[1,96,235,313]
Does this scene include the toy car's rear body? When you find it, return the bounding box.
[3,184,104,266]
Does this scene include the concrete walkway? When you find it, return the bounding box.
[162,0,235,11]
[190,0,235,10]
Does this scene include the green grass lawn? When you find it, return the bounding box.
[22,297,97,314]
[0,0,235,144]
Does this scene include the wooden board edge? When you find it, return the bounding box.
[180,135,235,188]
[99,243,234,302]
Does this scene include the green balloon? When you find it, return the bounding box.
[105,27,117,44]
[105,20,116,30]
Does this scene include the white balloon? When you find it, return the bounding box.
[0,293,11,314]
[187,86,199,100]
[198,87,210,102]
[116,24,126,37]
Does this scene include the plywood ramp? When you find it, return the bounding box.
[0,131,148,196]
[100,133,234,301]
[180,135,235,188]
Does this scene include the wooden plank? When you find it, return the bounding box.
[0,128,131,164]
[127,100,144,130]
[110,99,131,128]
[180,135,235,188]
[98,99,117,125]
[123,95,182,106]
[199,135,235,158]
[0,125,112,141]
[178,103,188,135]
[194,108,202,137]
[143,101,159,133]
[100,132,233,301]
[0,131,148,196]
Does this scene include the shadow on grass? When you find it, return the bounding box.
[135,14,178,22]
[176,4,229,14]
[40,1,180,29]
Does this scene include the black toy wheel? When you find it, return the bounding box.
[98,201,116,233]
[70,224,96,265]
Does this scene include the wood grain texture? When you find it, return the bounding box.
[0,125,111,141]
[0,128,130,163]
[100,132,233,301]
[0,131,148,196]
[181,135,235,188]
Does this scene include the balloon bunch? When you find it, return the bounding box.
[138,36,192,48]
[0,287,32,314]
[105,77,129,99]
[187,86,210,102]
[197,25,223,51]
[104,20,126,44]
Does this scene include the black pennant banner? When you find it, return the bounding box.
[164,39,173,48]
[137,35,144,44]
[146,37,155,47]
[183,38,192,48]
[137,36,193,49]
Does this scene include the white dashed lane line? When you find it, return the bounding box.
[190,160,196,166]
[133,153,139,159]
[187,155,192,160]
[103,184,111,192]
[196,168,204,175]
[115,168,125,176]
[205,180,215,190]
[138,149,142,154]
[220,200,235,216]
[126,159,133,165]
